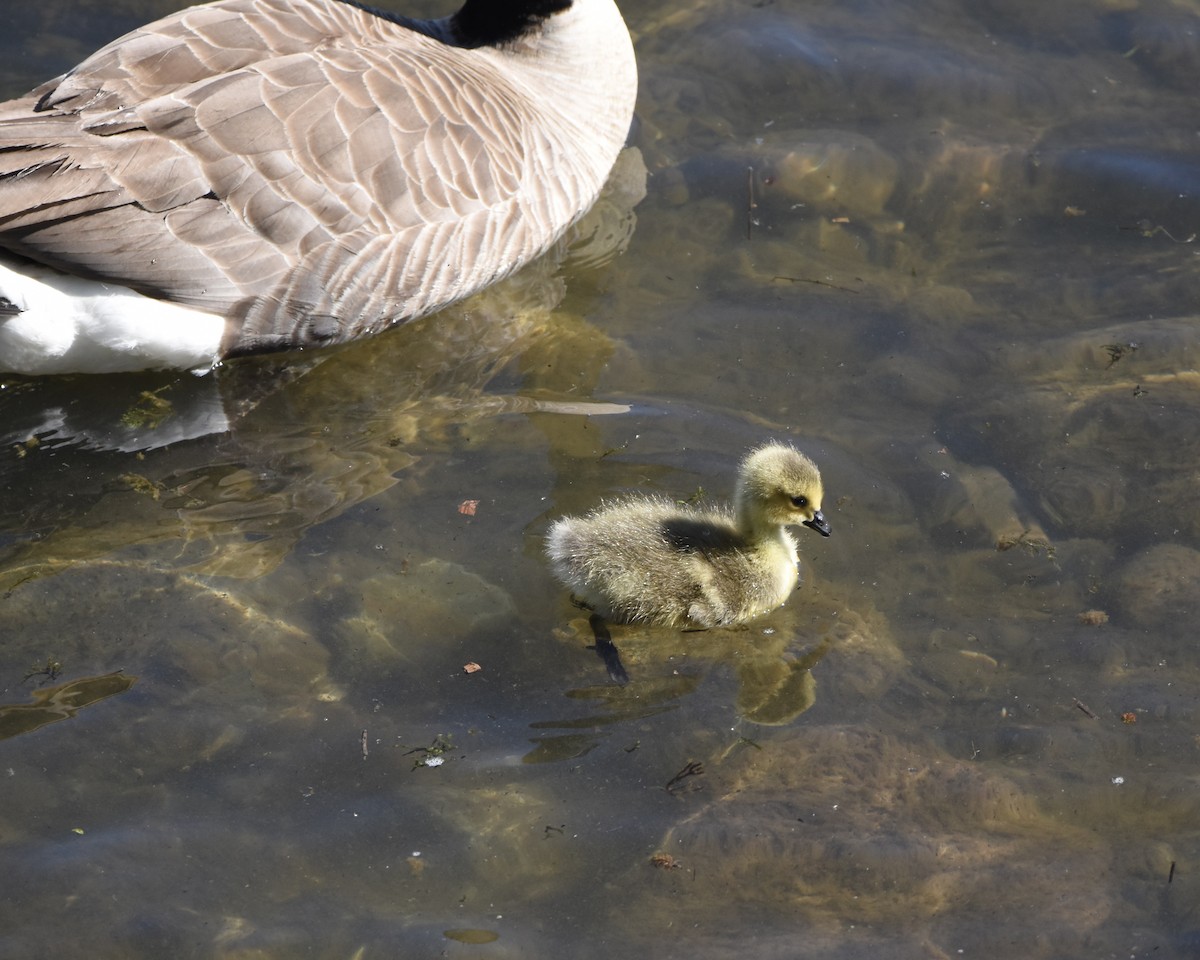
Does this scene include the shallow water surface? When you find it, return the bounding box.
[3,0,1200,957]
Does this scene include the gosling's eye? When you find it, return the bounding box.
[791,495,808,508]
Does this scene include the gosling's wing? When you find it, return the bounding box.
[659,513,743,557]
[0,0,531,354]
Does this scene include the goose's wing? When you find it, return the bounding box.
[0,0,533,354]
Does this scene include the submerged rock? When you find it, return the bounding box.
[1116,543,1200,630]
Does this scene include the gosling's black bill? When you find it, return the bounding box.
[803,510,831,537]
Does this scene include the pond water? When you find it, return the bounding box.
[2,0,1200,956]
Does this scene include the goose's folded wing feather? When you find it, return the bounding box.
[0,0,533,353]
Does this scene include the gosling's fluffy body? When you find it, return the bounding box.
[546,444,831,628]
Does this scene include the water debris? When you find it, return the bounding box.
[360,729,369,760]
[599,434,639,459]
[529,400,630,416]
[1102,342,1138,368]
[772,274,861,294]
[462,661,482,674]
[959,649,999,669]
[1124,219,1195,243]
[0,671,138,740]
[406,734,455,769]
[718,737,763,762]
[995,529,1055,560]
[120,387,174,430]
[443,929,499,945]
[746,165,757,240]
[1072,698,1100,720]
[1077,609,1110,626]
[665,760,705,793]
[650,852,682,870]
[23,656,62,684]
[119,473,166,500]
[458,499,480,516]
[1121,712,1137,725]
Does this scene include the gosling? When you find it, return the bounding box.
[545,443,831,628]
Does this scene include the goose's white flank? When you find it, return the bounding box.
[0,0,637,374]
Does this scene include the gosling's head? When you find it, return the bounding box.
[735,443,831,538]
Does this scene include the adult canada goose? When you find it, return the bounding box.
[0,0,637,375]
[546,444,832,628]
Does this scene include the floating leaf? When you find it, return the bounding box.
[443,929,499,945]
[0,671,138,741]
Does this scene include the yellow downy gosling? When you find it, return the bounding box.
[546,443,831,628]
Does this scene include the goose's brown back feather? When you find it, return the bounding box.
[0,0,633,356]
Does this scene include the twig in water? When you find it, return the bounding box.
[665,761,705,793]
[1072,698,1099,720]
[1123,219,1196,243]
[746,166,757,240]
[772,274,860,294]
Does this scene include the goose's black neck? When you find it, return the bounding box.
[339,0,574,49]
[453,0,573,47]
